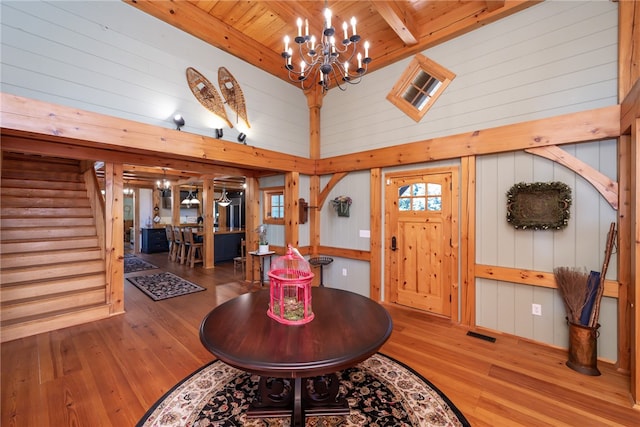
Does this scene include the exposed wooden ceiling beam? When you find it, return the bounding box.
[370,1,418,45]
[374,1,539,67]
[0,93,315,175]
[485,1,506,13]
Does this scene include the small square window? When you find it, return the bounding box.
[263,187,285,225]
[387,54,455,122]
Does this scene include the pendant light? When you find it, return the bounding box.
[181,186,200,207]
[217,188,231,207]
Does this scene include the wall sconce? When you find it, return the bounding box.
[214,128,223,139]
[173,114,185,130]
[237,132,247,144]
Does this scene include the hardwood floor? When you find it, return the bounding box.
[2,249,638,426]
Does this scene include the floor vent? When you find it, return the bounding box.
[466,331,496,343]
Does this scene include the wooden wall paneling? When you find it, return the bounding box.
[104,163,124,314]
[618,3,640,379]
[449,166,461,323]
[152,187,161,213]
[202,179,214,269]
[383,173,396,305]
[622,79,640,136]
[460,156,476,327]
[83,167,106,260]
[245,177,260,279]
[171,184,180,226]
[132,188,140,254]
[309,175,320,257]
[618,0,640,103]
[285,172,299,248]
[617,134,631,375]
[306,87,323,160]
[369,168,382,302]
[631,119,640,406]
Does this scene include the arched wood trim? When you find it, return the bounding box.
[525,145,619,210]
[318,172,348,210]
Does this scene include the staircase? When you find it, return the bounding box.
[1,153,111,342]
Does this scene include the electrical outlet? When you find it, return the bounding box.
[532,303,542,316]
[342,268,347,276]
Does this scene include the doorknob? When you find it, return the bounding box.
[391,236,397,251]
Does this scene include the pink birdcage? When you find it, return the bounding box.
[267,245,315,325]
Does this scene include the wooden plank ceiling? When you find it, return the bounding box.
[125,1,537,88]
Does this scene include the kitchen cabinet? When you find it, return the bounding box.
[214,231,245,263]
[141,228,168,254]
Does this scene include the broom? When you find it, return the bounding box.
[553,266,590,324]
[588,222,617,328]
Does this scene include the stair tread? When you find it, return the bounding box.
[1,247,101,258]
[1,303,109,327]
[1,285,107,307]
[1,258,104,272]
[0,271,107,288]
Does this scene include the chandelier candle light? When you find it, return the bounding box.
[282,3,371,92]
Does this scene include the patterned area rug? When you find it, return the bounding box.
[124,255,159,274]
[137,353,470,426]
[127,272,205,301]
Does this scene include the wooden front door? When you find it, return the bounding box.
[385,168,455,317]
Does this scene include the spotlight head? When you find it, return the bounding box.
[237,132,247,144]
[215,128,223,139]
[173,114,185,130]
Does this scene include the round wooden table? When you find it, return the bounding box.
[199,287,392,426]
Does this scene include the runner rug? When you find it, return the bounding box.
[137,353,470,427]
[127,272,205,301]
[124,255,159,274]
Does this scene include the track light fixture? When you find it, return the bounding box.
[173,114,185,130]
[215,128,224,139]
[237,132,247,144]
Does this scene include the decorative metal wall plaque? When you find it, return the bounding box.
[506,181,572,230]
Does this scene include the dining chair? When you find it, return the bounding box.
[184,227,203,268]
[172,226,186,264]
[233,239,246,276]
[165,225,176,261]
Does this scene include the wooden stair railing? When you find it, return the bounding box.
[0,152,111,343]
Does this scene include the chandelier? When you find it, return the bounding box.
[281,2,371,92]
[156,169,170,191]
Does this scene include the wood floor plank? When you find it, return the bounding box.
[2,249,638,426]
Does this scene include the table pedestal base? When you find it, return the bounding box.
[247,374,349,427]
